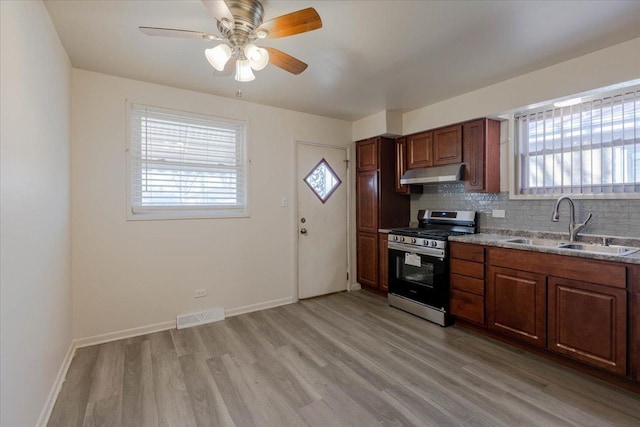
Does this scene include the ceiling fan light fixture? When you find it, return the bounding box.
[205,44,232,71]
[235,59,256,82]
[244,44,269,71]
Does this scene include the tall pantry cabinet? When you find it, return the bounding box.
[356,137,409,290]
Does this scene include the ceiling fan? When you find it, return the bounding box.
[139,0,322,84]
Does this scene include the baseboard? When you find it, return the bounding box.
[74,320,176,349]
[36,341,76,427]
[225,296,296,317]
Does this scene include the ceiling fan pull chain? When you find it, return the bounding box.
[236,79,242,98]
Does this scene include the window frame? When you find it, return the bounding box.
[509,83,640,200]
[126,102,250,220]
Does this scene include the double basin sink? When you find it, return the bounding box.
[503,238,640,256]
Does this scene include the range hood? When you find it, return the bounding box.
[400,164,465,185]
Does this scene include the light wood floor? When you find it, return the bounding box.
[48,290,640,427]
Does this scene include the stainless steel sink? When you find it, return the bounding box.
[503,238,639,256]
[557,243,639,256]
[503,238,564,247]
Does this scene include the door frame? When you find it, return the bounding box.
[293,140,351,301]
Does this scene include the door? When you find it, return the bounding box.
[297,143,348,299]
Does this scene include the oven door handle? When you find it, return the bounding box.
[388,242,445,259]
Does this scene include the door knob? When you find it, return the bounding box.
[300,228,308,235]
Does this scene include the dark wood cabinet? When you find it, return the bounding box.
[355,137,409,290]
[356,170,378,233]
[356,232,378,288]
[463,118,500,193]
[487,266,547,348]
[548,277,627,375]
[394,137,422,195]
[406,131,433,169]
[399,118,499,192]
[379,234,389,291]
[450,242,485,325]
[630,291,640,381]
[356,138,378,171]
[433,125,462,166]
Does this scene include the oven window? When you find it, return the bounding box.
[398,262,434,286]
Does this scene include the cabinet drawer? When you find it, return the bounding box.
[451,289,484,324]
[450,242,484,262]
[450,258,484,279]
[451,273,484,295]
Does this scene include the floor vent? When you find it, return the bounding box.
[177,307,225,329]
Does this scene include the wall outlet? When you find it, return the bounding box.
[281,197,288,207]
[492,209,506,218]
[194,288,207,298]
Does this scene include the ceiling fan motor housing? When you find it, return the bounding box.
[219,0,265,47]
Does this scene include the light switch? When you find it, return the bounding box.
[492,209,506,218]
[281,197,288,207]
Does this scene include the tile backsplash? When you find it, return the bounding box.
[410,183,640,238]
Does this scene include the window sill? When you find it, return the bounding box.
[126,209,250,221]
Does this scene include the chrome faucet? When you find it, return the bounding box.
[551,195,592,242]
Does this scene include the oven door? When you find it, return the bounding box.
[388,243,449,311]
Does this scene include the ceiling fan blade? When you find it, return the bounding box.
[139,26,222,41]
[257,8,322,39]
[202,0,235,28]
[265,47,308,75]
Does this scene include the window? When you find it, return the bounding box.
[128,104,247,219]
[515,86,640,196]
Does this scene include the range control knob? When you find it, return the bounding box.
[400,237,406,243]
[431,241,438,247]
[411,238,417,244]
[392,236,398,241]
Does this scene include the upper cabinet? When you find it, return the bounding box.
[356,138,378,172]
[394,137,422,195]
[433,125,462,166]
[463,119,500,193]
[399,118,500,193]
[406,131,433,169]
[407,124,463,169]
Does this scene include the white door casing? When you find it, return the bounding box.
[297,143,348,299]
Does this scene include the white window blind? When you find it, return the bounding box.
[516,87,640,195]
[129,105,247,217]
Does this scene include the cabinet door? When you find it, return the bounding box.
[357,232,378,288]
[356,138,378,171]
[548,277,627,375]
[487,266,547,348]
[630,292,640,381]
[379,234,389,291]
[433,125,462,166]
[463,119,485,191]
[463,119,500,193]
[407,131,433,169]
[395,137,410,194]
[451,289,485,325]
[356,171,378,233]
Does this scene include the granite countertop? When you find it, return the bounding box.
[449,232,640,265]
[378,229,392,234]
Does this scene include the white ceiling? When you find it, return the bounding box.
[44,0,640,121]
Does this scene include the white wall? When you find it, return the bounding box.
[0,1,72,426]
[403,37,640,134]
[71,70,352,339]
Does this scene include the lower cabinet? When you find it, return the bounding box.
[548,277,627,375]
[487,266,547,348]
[356,232,378,288]
[379,234,389,291]
[631,292,640,381]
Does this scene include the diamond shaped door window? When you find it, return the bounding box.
[304,158,342,203]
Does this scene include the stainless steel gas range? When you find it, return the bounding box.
[387,209,477,326]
